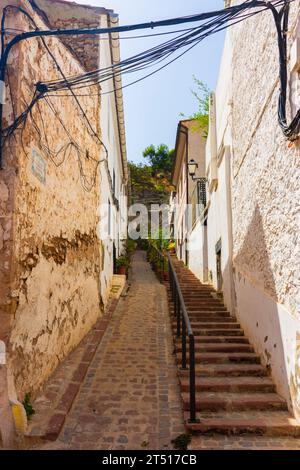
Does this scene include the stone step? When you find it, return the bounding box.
[183,298,223,302]
[172,319,236,327]
[173,285,214,289]
[182,392,287,412]
[167,293,216,298]
[167,291,216,296]
[183,298,223,303]
[180,376,276,393]
[192,328,244,336]
[167,257,295,439]
[169,299,224,306]
[186,308,228,313]
[176,352,261,365]
[173,328,245,337]
[179,322,241,329]
[188,318,236,324]
[178,283,205,286]
[175,343,254,353]
[187,316,233,322]
[187,311,232,318]
[184,411,300,437]
[169,303,226,310]
[184,304,226,309]
[170,306,228,312]
[180,363,267,377]
[186,336,250,344]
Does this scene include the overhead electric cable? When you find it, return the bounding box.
[0,0,298,177]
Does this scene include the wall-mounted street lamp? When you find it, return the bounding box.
[187,159,207,208]
[187,159,199,180]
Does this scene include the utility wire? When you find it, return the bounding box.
[0,0,299,185]
[1,5,108,191]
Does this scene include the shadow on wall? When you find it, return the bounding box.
[230,204,300,418]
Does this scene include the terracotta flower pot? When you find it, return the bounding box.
[117,266,126,275]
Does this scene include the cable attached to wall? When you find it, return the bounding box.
[0,0,299,181]
[268,0,300,140]
[1,4,109,191]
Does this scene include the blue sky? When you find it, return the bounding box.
[76,0,225,163]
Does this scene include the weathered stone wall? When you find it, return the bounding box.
[32,0,110,71]
[230,0,300,416]
[0,1,103,399]
[231,0,300,320]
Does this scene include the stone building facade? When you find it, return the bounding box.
[0,0,127,444]
[203,0,300,420]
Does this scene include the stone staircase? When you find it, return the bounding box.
[166,257,300,437]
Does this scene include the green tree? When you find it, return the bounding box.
[143,144,175,175]
[129,161,174,204]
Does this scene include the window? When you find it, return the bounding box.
[197,178,207,209]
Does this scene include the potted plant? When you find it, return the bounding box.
[116,256,129,275]
[168,240,176,254]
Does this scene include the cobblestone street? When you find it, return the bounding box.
[31,251,184,450]
[25,250,300,451]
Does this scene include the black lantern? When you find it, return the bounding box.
[187,159,198,178]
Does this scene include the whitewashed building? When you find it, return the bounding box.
[202,0,300,420]
[99,13,128,306]
[171,119,206,275]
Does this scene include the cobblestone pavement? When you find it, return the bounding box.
[33,250,185,450]
[28,250,300,451]
[189,435,300,450]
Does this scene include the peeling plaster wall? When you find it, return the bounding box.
[33,0,111,71]
[0,1,104,399]
[229,0,300,417]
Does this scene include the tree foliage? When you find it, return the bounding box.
[129,160,174,206]
[143,144,175,175]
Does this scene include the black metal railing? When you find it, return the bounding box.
[147,243,168,282]
[147,243,198,423]
[167,252,198,423]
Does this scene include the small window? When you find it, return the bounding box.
[197,179,207,209]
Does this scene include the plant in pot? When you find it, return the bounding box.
[116,256,129,275]
[167,240,176,254]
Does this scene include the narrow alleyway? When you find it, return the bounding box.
[31,251,184,450]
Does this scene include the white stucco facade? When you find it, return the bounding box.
[204,0,300,420]
[99,14,128,307]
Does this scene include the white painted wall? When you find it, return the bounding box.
[188,219,208,282]
[234,273,300,419]
[205,29,234,312]
[206,147,234,312]
[99,15,127,306]
[205,1,300,419]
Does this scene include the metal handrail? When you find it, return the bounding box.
[147,243,167,282]
[147,243,198,423]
